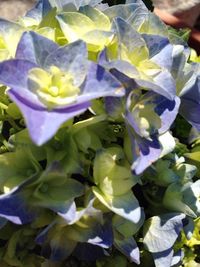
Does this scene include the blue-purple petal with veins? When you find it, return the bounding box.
[142,34,173,70]
[16,31,59,67]
[180,77,200,131]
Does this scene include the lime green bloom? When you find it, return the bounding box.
[0,20,24,61]
[18,8,57,42]
[56,6,114,53]
[0,36,10,62]
[184,218,200,247]
[190,49,200,63]
[0,17,56,65]
[92,147,141,224]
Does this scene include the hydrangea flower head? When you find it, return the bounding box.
[0,31,124,145]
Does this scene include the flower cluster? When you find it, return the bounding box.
[0,0,199,266]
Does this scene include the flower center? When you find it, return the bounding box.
[132,102,161,138]
[28,66,80,109]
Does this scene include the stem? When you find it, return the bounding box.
[7,118,22,131]
[0,114,22,131]
[0,134,9,150]
[0,103,8,110]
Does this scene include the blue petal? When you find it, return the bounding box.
[113,17,147,55]
[136,69,176,100]
[149,93,180,134]
[182,214,194,240]
[131,134,161,175]
[104,3,148,30]
[0,191,35,224]
[180,77,200,130]
[37,222,77,261]
[8,89,90,146]
[105,97,123,117]
[57,201,77,223]
[0,18,22,32]
[171,250,184,267]
[0,174,37,224]
[25,0,51,20]
[40,0,52,17]
[0,59,37,90]
[16,31,58,67]
[80,62,125,101]
[142,34,173,70]
[153,248,174,267]
[103,59,176,100]
[87,219,113,248]
[106,60,139,91]
[114,236,140,264]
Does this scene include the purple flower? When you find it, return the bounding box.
[0,31,124,145]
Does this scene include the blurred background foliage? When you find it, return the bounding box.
[104,0,154,10]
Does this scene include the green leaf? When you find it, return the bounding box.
[93,148,136,195]
[46,130,81,174]
[93,187,141,224]
[74,127,101,153]
[113,212,145,237]
[0,149,41,191]
[163,183,197,218]
[80,6,111,31]
[97,255,127,267]
[168,26,191,43]
[6,103,21,119]
[30,169,84,210]
[39,8,59,29]
[139,13,168,37]
[9,129,46,161]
